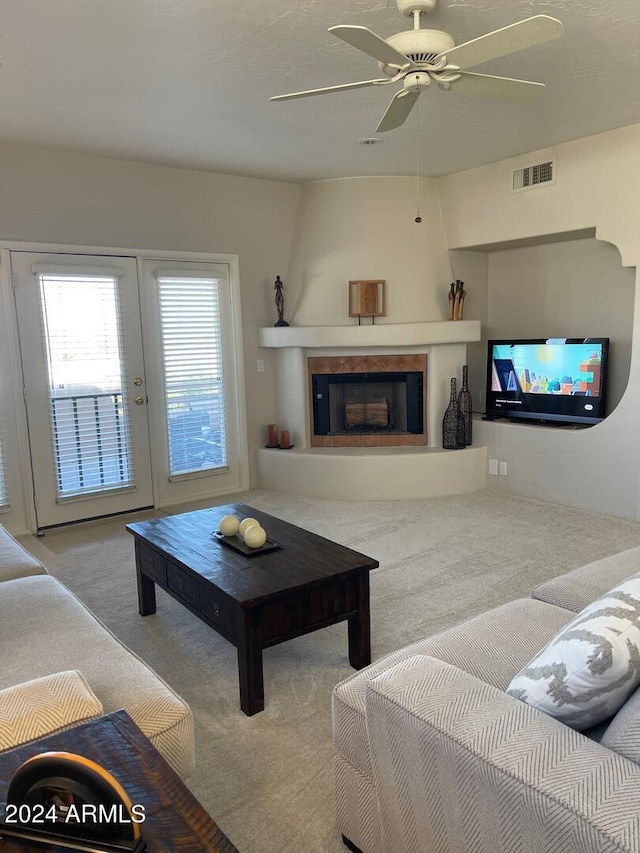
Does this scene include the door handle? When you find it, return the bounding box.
[135,395,145,405]
[134,377,143,386]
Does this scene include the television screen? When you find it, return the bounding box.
[485,338,609,426]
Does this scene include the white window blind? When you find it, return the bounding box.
[37,273,134,499]
[0,431,7,508]
[156,275,228,477]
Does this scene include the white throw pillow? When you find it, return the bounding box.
[507,574,640,729]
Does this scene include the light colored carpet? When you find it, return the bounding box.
[19,488,640,853]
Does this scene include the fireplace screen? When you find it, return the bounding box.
[312,371,423,436]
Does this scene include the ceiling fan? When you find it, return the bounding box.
[270,0,564,132]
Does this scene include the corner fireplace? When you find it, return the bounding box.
[308,354,427,447]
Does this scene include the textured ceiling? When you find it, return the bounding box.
[0,0,638,182]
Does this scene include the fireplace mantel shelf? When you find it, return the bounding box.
[259,320,480,349]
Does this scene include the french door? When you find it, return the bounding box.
[139,258,245,507]
[11,250,246,530]
[12,252,154,528]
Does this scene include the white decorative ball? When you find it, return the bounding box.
[243,525,267,549]
[219,514,240,536]
[239,517,260,537]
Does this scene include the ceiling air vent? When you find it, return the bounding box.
[512,159,555,192]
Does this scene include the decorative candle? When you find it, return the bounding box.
[280,430,290,448]
[267,424,277,447]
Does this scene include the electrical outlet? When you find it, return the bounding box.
[257,359,264,373]
[499,461,508,476]
[488,458,498,476]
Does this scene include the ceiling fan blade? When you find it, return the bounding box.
[270,78,391,102]
[435,15,564,70]
[376,90,420,133]
[328,25,412,70]
[450,72,545,102]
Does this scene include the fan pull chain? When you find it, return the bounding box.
[415,98,422,224]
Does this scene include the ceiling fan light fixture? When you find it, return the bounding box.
[359,137,383,145]
[404,72,430,92]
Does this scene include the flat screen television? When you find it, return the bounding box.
[485,338,609,426]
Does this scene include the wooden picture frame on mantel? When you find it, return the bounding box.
[349,280,386,320]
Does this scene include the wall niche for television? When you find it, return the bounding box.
[478,236,635,417]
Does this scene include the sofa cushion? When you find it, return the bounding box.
[332,597,573,780]
[508,574,640,729]
[0,670,102,751]
[0,575,194,778]
[0,526,47,582]
[532,545,640,613]
[600,685,640,763]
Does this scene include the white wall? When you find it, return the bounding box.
[286,177,454,326]
[437,124,640,518]
[0,142,302,532]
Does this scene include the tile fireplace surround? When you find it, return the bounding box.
[257,321,486,500]
[308,353,427,447]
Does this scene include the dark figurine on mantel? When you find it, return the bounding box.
[273,275,289,327]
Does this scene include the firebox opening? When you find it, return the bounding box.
[312,371,423,436]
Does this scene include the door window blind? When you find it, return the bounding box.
[156,275,228,477]
[37,273,134,499]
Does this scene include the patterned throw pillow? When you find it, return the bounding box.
[507,575,640,730]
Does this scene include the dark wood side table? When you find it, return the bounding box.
[127,504,379,716]
[0,711,237,853]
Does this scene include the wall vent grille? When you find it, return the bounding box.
[512,160,555,192]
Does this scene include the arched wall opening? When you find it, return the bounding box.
[461,235,635,417]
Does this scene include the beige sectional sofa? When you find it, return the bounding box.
[333,545,640,853]
[0,524,194,778]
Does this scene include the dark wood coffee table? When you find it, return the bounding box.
[127,503,379,715]
[0,710,237,852]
